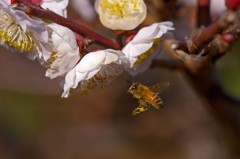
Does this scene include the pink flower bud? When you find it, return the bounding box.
[226,0,240,10]
[31,0,42,5]
[221,33,234,43]
[11,0,17,4]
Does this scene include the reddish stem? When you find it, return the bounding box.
[197,0,211,27]
[193,20,224,49]
[17,0,121,50]
[178,11,235,54]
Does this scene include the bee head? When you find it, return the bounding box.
[128,82,139,94]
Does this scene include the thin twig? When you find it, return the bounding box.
[177,11,236,54]
[197,0,211,27]
[16,0,121,50]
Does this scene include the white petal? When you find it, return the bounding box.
[131,22,174,43]
[62,49,125,97]
[83,68,101,80]
[41,0,69,17]
[45,24,80,79]
[104,50,119,64]
[122,22,174,68]
[76,52,105,73]
[123,42,153,67]
[62,68,77,98]
[0,0,9,6]
[76,49,120,73]
[48,23,77,49]
[127,44,163,76]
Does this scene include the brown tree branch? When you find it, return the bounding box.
[156,7,240,137]
[152,38,240,142]
[16,0,121,50]
[177,11,236,54]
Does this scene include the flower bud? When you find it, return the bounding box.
[11,0,17,4]
[95,0,147,30]
[31,0,43,5]
[221,33,234,43]
[226,0,240,10]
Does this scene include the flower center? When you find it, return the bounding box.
[100,0,143,18]
[0,10,37,52]
[79,63,122,95]
[135,38,162,65]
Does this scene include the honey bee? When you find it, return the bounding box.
[128,82,169,115]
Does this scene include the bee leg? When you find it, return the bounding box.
[132,107,141,116]
[132,101,150,116]
[132,105,150,115]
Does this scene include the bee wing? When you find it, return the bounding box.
[132,100,150,116]
[149,82,170,94]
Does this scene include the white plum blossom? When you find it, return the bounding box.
[95,0,147,30]
[40,0,69,17]
[179,0,226,19]
[0,0,78,79]
[122,22,174,75]
[39,0,80,79]
[0,0,9,6]
[0,0,175,97]
[45,24,80,79]
[61,21,174,97]
[0,1,53,60]
[62,49,128,98]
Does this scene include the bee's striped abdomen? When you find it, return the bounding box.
[152,95,163,109]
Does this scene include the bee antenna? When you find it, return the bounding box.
[126,80,132,84]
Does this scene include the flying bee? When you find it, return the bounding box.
[128,82,170,115]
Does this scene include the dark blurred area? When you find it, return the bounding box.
[0,0,240,159]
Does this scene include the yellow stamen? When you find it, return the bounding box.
[45,50,58,68]
[135,38,162,65]
[100,0,142,18]
[79,63,121,95]
[0,10,37,52]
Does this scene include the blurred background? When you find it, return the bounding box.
[0,0,240,159]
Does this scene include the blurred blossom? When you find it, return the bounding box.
[62,49,128,98]
[94,0,147,30]
[122,22,174,75]
[210,0,226,17]
[178,0,226,18]
[1,0,9,5]
[40,0,69,17]
[70,0,96,22]
[45,24,80,79]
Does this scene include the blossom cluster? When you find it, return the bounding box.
[0,0,174,97]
